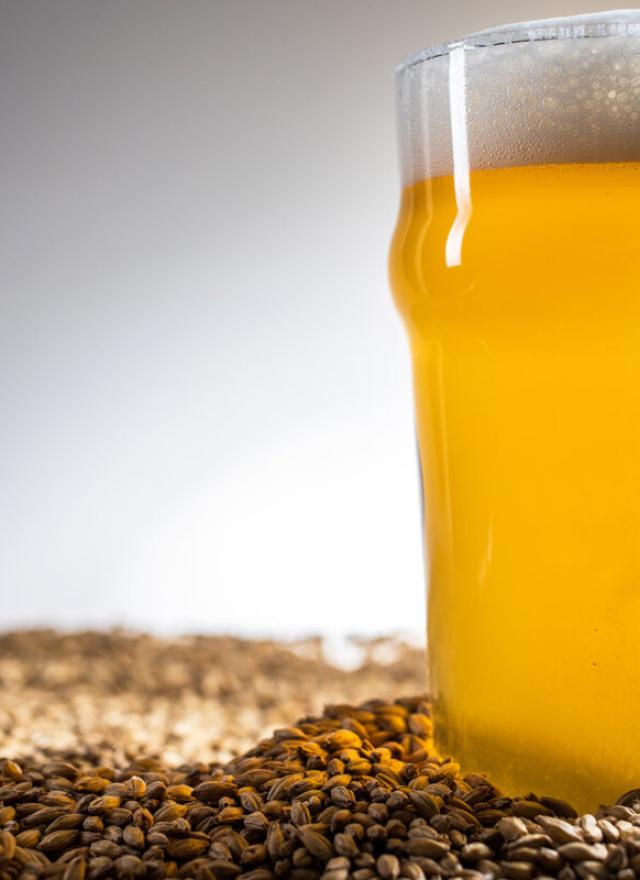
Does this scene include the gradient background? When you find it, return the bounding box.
[1,0,609,636]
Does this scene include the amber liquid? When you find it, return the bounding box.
[389,162,640,811]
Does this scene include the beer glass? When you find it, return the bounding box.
[390,12,640,811]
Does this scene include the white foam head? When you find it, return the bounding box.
[396,10,640,184]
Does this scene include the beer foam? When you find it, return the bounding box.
[396,11,640,183]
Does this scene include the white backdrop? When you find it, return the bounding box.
[0,0,606,635]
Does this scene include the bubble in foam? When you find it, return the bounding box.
[396,10,640,183]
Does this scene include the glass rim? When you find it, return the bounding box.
[396,9,640,76]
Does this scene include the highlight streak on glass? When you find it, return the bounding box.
[445,45,472,268]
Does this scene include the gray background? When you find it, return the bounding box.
[0,0,608,635]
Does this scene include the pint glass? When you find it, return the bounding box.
[390,12,640,811]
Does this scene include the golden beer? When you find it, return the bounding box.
[391,15,640,810]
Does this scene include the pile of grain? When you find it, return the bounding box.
[2,632,640,880]
[0,631,424,767]
[2,697,640,880]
